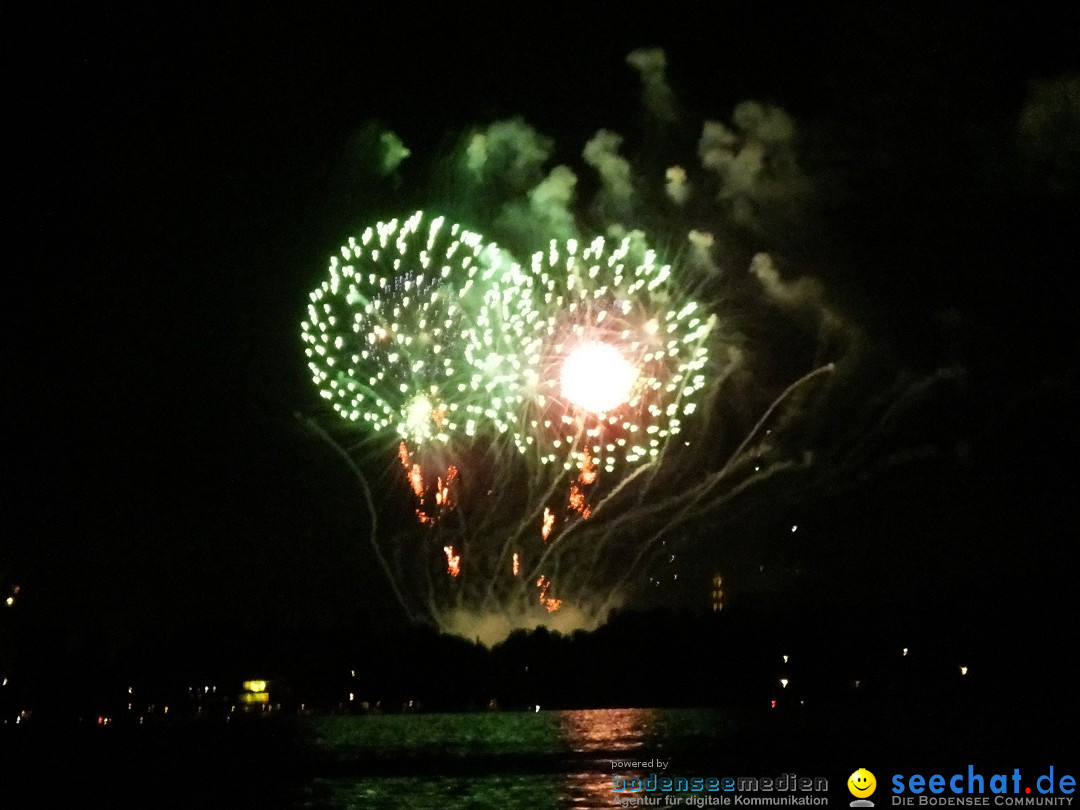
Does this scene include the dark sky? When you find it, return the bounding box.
[5,4,1079,636]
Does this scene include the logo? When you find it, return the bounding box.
[850,768,878,807]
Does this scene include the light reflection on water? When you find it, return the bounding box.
[559,708,656,808]
[559,707,657,752]
[296,707,704,809]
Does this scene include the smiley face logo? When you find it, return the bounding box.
[848,768,877,798]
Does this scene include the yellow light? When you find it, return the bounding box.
[240,692,269,704]
[560,341,638,413]
[243,680,267,693]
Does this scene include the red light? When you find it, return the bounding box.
[770,700,777,708]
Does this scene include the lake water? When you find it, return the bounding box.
[3,703,1076,807]
[293,707,747,808]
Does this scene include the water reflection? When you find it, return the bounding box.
[293,708,719,809]
[559,707,657,753]
[559,708,657,807]
[298,773,563,809]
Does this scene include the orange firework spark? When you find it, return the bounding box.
[541,507,555,540]
[433,404,448,428]
[535,575,562,612]
[409,464,424,499]
[443,546,461,577]
[399,440,460,525]
[512,552,520,576]
[578,449,597,485]
[567,484,591,519]
[436,465,459,509]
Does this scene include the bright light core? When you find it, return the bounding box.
[405,395,433,435]
[560,341,638,413]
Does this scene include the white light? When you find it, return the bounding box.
[902,648,909,656]
[780,678,789,688]
[405,395,434,435]
[783,655,789,664]
[960,666,968,676]
[791,525,798,532]
[560,341,638,413]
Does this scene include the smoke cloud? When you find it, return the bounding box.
[626,47,678,122]
[465,118,554,190]
[583,129,635,204]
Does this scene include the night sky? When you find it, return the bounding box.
[5,4,1080,648]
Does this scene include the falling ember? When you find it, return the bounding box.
[397,441,411,469]
[578,450,597,485]
[568,484,591,518]
[436,465,459,508]
[432,404,448,428]
[535,575,562,612]
[512,552,520,576]
[541,507,555,540]
[443,546,461,577]
[409,464,424,498]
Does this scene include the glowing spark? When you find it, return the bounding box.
[560,341,638,413]
[405,394,434,436]
[436,465,459,509]
[444,546,461,577]
[535,575,562,612]
[512,552,520,576]
[409,464,424,498]
[578,449,597,485]
[568,484,591,518]
[541,507,555,540]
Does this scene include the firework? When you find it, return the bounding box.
[464,234,714,475]
[301,211,510,447]
[294,54,861,646]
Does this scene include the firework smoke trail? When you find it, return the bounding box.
[295,48,952,645]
